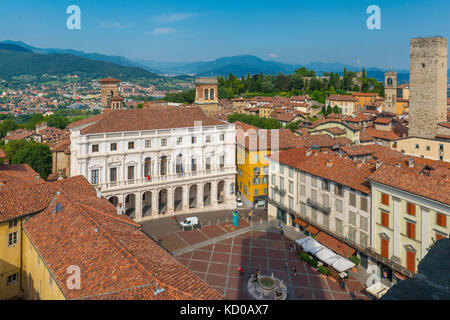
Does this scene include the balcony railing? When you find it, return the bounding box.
[307,198,331,214]
[96,167,236,190]
[268,198,416,279]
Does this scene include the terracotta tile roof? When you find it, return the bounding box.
[374,118,393,124]
[315,232,356,257]
[297,134,352,148]
[271,148,374,193]
[23,175,223,300]
[111,96,124,101]
[365,127,399,141]
[272,113,296,122]
[98,77,121,83]
[5,129,35,140]
[368,161,450,206]
[234,121,302,151]
[307,119,360,132]
[327,95,358,102]
[340,144,403,161]
[351,92,378,97]
[324,127,346,135]
[438,122,450,129]
[81,107,225,135]
[50,138,71,154]
[0,149,5,158]
[344,113,376,123]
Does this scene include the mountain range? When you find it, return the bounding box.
[1,40,415,83]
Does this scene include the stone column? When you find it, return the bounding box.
[198,183,204,209]
[152,189,159,215]
[135,191,143,221]
[182,185,189,211]
[211,181,218,207]
[167,187,174,214]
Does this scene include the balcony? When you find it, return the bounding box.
[98,167,236,191]
[307,198,331,215]
[273,185,286,197]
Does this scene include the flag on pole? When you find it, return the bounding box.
[180,164,184,176]
[147,173,151,181]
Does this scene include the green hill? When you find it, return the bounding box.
[0,48,160,81]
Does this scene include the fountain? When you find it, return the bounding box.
[247,273,288,300]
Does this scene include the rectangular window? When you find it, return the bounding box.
[9,219,17,229]
[360,216,368,232]
[406,221,416,240]
[8,232,17,246]
[360,232,368,248]
[110,143,117,151]
[335,184,343,197]
[289,197,293,210]
[219,155,225,169]
[437,213,447,227]
[205,157,211,170]
[289,167,293,178]
[323,214,329,228]
[406,250,415,273]
[348,226,356,242]
[253,177,261,185]
[91,169,99,185]
[161,139,167,147]
[300,202,306,215]
[300,172,306,183]
[311,176,317,187]
[300,184,306,197]
[254,189,259,196]
[407,203,416,216]
[220,134,225,141]
[191,158,197,172]
[322,179,330,191]
[312,209,317,222]
[336,199,343,213]
[127,166,134,181]
[349,192,356,207]
[280,164,284,174]
[381,211,389,227]
[145,140,152,148]
[271,175,276,185]
[110,168,117,182]
[311,189,317,201]
[381,193,389,206]
[335,219,343,235]
[206,135,211,143]
[92,144,99,153]
[191,136,196,144]
[349,211,356,226]
[279,177,285,193]
[128,141,134,150]
[360,196,368,212]
[381,238,389,258]
[7,274,18,286]
[262,176,268,185]
[323,193,329,208]
[289,181,294,194]
[177,137,182,145]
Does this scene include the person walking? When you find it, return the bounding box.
[285,261,289,270]
[293,265,297,277]
[248,210,252,222]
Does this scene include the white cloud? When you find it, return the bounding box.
[154,13,198,23]
[268,53,279,59]
[98,21,134,29]
[148,28,176,36]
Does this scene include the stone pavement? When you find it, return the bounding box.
[172,221,370,300]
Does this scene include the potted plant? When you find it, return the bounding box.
[350,255,360,272]
[318,266,329,278]
[308,258,318,269]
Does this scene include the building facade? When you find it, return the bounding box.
[384,70,398,114]
[69,107,236,222]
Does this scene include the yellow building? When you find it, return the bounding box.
[368,158,449,281]
[259,104,275,118]
[396,137,450,162]
[235,121,300,207]
[351,92,379,113]
[396,98,409,115]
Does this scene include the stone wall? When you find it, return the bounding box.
[409,37,448,139]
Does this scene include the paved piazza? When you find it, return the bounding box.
[171,228,370,300]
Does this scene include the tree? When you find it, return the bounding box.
[46,115,70,129]
[11,141,52,180]
[0,119,17,139]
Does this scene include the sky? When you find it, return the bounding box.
[0,0,449,69]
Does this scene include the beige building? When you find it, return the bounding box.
[368,158,449,279]
[325,95,358,116]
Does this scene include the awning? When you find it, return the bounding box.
[295,237,310,246]
[306,225,320,235]
[300,237,324,255]
[315,232,356,258]
[294,218,308,228]
[395,272,406,280]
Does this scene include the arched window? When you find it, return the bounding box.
[160,156,167,176]
[144,158,152,177]
[176,154,183,174]
[387,78,393,86]
[204,88,209,100]
[210,88,215,100]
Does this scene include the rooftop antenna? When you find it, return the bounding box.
[50,202,64,214]
[94,224,99,233]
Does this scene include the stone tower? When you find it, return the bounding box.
[409,37,448,139]
[195,77,219,117]
[384,68,397,114]
[99,78,121,108]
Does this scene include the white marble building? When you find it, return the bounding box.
[69,107,237,222]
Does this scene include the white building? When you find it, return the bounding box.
[69,106,237,222]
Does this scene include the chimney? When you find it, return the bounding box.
[326,159,333,167]
[117,203,124,215]
[408,158,415,168]
[376,161,382,170]
[306,150,312,157]
[96,186,102,199]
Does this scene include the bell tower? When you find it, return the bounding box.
[384,68,397,114]
[195,77,219,117]
[99,77,122,108]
